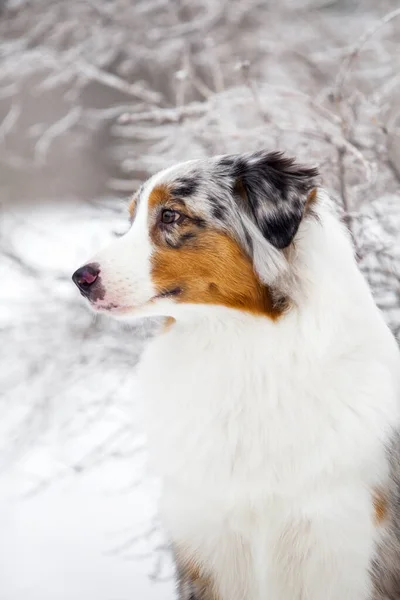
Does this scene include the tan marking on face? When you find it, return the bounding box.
[305,187,318,213]
[128,193,138,220]
[148,183,172,210]
[151,229,285,318]
[174,546,220,600]
[148,182,189,239]
[373,488,388,525]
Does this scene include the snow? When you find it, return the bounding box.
[0,201,174,599]
[0,474,173,600]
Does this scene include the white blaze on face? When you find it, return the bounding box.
[89,190,156,314]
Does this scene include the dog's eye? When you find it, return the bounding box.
[161,209,180,225]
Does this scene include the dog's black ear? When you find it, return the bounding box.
[228,151,319,249]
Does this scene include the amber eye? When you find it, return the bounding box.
[161,209,180,225]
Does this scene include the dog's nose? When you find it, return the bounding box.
[72,264,100,297]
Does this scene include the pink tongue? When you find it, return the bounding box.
[81,270,97,285]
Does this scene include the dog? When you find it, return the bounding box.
[73,151,400,600]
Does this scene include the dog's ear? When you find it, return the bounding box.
[227,151,319,249]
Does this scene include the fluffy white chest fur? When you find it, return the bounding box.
[137,210,400,600]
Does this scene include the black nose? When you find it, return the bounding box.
[72,264,100,298]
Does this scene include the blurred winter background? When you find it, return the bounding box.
[1,0,400,598]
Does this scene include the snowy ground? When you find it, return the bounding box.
[0,200,174,599]
[1,1,400,599]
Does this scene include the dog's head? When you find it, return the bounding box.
[72,151,318,320]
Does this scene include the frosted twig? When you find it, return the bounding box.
[337,145,358,249]
[34,107,82,165]
[335,7,400,101]
[118,102,209,125]
[236,60,269,123]
[175,68,188,108]
[204,37,225,93]
[0,82,19,99]
[1,247,41,277]
[265,83,341,125]
[186,65,214,99]
[85,104,147,124]
[0,102,20,142]
[76,60,162,105]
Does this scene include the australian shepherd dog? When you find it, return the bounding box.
[73,151,400,600]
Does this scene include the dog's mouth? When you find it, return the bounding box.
[90,287,182,314]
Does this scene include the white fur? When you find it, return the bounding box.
[92,191,400,599]
[89,184,157,315]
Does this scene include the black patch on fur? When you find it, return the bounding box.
[229,156,248,179]
[165,231,197,249]
[218,156,235,168]
[244,229,253,250]
[211,203,227,220]
[192,217,206,228]
[179,232,197,244]
[173,177,200,198]
[259,212,298,248]
[223,151,319,249]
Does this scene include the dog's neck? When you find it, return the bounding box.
[153,198,374,368]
